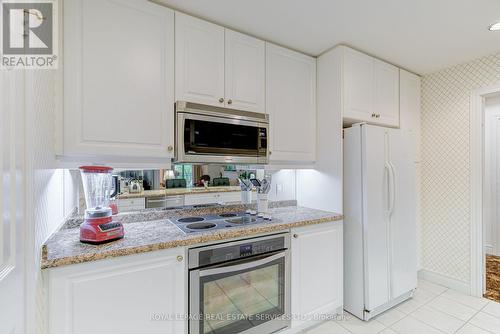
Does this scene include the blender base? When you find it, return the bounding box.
[80,216,124,244]
[80,236,124,245]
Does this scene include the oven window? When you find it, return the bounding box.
[199,257,286,334]
[184,119,264,156]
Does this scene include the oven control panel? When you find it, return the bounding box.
[189,233,289,269]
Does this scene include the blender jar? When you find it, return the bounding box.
[79,166,114,218]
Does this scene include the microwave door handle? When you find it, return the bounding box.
[199,251,286,277]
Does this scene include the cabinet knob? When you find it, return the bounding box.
[219,97,224,103]
[227,99,233,105]
[269,151,272,155]
[371,113,376,118]
[167,145,173,152]
[376,114,380,118]
[293,234,298,239]
[177,255,183,262]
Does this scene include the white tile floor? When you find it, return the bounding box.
[303,279,500,334]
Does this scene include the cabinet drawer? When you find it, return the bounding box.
[165,195,185,207]
[117,198,145,211]
[184,192,242,205]
[184,193,219,206]
[220,191,242,203]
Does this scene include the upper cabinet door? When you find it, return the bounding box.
[343,47,374,122]
[63,0,175,159]
[400,69,421,161]
[224,30,265,113]
[266,43,316,163]
[175,13,225,106]
[342,46,400,127]
[373,59,399,127]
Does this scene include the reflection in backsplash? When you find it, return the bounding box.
[116,164,261,192]
[78,166,296,214]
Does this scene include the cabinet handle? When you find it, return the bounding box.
[177,255,183,262]
[167,145,173,152]
[227,99,233,105]
[219,97,224,103]
[293,234,298,239]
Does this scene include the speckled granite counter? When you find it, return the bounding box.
[116,186,244,199]
[41,204,342,269]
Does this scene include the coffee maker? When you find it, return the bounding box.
[79,166,124,244]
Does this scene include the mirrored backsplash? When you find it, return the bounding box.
[116,164,262,191]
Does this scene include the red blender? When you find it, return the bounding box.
[79,166,124,244]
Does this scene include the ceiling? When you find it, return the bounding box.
[155,0,500,74]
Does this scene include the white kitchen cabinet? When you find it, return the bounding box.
[63,0,175,160]
[48,248,187,334]
[175,12,225,107]
[266,43,316,163]
[343,47,374,122]
[399,69,421,161]
[374,59,400,126]
[290,222,343,329]
[342,46,400,127]
[175,14,265,113]
[225,29,265,112]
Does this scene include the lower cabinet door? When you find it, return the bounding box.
[291,222,343,328]
[48,248,187,334]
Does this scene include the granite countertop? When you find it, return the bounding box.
[116,186,244,199]
[41,203,342,269]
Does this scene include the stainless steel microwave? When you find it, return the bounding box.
[174,101,269,164]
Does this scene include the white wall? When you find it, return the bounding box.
[421,51,500,287]
[484,95,500,256]
[267,169,296,202]
[24,69,79,334]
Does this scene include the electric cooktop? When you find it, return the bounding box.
[168,210,274,234]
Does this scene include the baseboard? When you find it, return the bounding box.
[418,269,470,294]
[484,246,499,257]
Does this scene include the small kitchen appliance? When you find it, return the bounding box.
[175,101,269,164]
[79,166,124,244]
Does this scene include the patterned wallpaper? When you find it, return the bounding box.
[421,52,500,283]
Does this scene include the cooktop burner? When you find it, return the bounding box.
[177,217,205,223]
[225,217,257,224]
[219,213,238,218]
[170,211,275,234]
[186,222,216,230]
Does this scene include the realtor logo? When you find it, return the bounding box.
[1,1,58,69]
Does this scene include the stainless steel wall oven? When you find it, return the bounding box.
[188,233,290,334]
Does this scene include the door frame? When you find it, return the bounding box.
[470,84,500,297]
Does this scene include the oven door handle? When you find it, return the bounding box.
[199,251,287,277]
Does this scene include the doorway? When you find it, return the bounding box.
[483,94,500,302]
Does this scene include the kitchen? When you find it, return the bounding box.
[2,1,500,334]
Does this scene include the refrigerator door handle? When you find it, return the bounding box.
[384,163,392,215]
[388,162,396,217]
